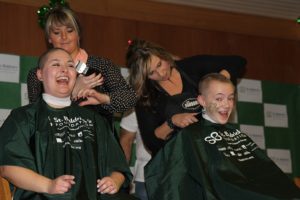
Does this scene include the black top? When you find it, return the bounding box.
[27,55,137,123]
[135,55,247,155]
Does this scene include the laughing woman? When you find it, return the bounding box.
[0,48,137,200]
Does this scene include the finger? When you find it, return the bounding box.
[83,74,96,84]
[61,182,72,190]
[97,178,107,187]
[106,185,116,194]
[71,96,78,101]
[88,76,99,85]
[76,90,85,99]
[79,99,91,107]
[99,77,104,84]
[183,121,191,127]
[101,184,115,194]
[79,89,93,98]
[90,79,103,88]
[108,188,117,194]
[97,76,104,84]
[56,181,71,192]
[191,116,199,122]
[62,175,75,181]
[86,73,96,79]
[93,73,102,80]
[98,183,109,193]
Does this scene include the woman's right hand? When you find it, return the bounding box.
[47,175,75,194]
[155,112,199,140]
[72,73,104,100]
[171,112,199,128]
[76,89,110,106]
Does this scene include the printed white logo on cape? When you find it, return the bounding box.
[182,98,200,110]
[204,132,222,144]
[49,115,94,150]
[205,128,259,162]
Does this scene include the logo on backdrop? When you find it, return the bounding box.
[264,103,288,128]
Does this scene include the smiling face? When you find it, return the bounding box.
[198,79,235,124]
[147,55,172,82]
[37,49,77,98]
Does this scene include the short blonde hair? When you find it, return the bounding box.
[44,7,80,41]
[198,73,235,95]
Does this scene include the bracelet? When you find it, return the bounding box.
[166,117,179,130]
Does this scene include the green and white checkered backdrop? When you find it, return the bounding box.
[0,52,299,178]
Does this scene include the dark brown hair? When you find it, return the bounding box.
[126,38,175,106]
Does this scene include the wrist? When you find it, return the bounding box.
[110,172,124,190]
[166,117,179,130]
[43,178,53,194]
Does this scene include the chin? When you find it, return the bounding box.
[217,118,229,124]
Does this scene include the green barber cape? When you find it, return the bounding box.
[145,119,300,200]
[0,99,138,200]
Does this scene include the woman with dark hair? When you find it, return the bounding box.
[126,38,247,155]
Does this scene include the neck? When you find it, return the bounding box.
[202,113,217,123]
[42,93,71,108]
[71,48,80,59]
[73,48,88,65]
[158,68,182,95]
[160,68,176,84]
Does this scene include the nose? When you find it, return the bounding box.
[222,99,230,107]
[61,65,68,73]
[156,68,164,77]
[61,31,67,40]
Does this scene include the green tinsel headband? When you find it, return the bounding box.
[37,0,70,29]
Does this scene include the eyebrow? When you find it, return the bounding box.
[148,59,161,75]
[68,60,75,65]
[49,58,60,62]
[48,58,73,63]
[215,93,235,96]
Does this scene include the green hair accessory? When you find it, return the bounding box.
[37,0,70,29]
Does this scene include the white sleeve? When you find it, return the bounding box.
[120,111,138,133]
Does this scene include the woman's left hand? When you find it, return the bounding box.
[97,177,118,194]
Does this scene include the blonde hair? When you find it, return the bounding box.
[44,7,81,44]
[198,73,235,95]
[126,39,175,106]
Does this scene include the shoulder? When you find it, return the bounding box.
[120,111,137,127]
[28,67,38,73]
[87,55,114,66]
[175,55,208,64]
[27,67,38,78]
[7,103,38,123]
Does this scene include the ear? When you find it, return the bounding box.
[197,95,206,107]
[36,69,43,81]
[48,38,52,44]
